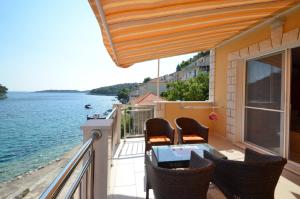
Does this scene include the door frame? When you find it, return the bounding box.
[242,50,287,156]
[239,45,300,174]
[285,47,300,174]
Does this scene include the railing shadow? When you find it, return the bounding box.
[291,192,300,199]
[111,194,147,199]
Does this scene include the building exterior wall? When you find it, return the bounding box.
[214,7,300,141]
[176,71,185,81]
[180,55,210,81]
[159,55,210,82]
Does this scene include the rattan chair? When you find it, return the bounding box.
[175,117,209,144]
[204,148,287,199]
[145,150,215,199]
[144,118,175,153]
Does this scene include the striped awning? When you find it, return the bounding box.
[89,0,300,68]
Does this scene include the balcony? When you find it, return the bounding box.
[40,102,300,199]
[110,138,300,199]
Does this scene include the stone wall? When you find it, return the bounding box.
[226,25,300,141]
[209,49,216,102]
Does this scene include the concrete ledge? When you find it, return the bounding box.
[154,100,213,104]
[80,119,113,131]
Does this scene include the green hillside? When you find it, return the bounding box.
[89,83,139,95]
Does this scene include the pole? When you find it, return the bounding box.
[157,59,160,97]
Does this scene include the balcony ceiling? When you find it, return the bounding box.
[89,0,300,68]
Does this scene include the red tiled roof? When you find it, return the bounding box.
[130,92,163,105]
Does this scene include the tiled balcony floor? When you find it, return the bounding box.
[110,136,300,199]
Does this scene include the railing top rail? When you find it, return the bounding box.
[39,130,101,199]
[125,109,153,112]
[122,104,154,108]
[106,107,117,119]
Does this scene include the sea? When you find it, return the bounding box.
[0,92,116,183]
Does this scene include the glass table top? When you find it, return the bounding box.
[151,143,226,163]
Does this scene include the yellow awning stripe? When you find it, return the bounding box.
[89,0,300,67]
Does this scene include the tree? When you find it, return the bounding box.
[143,77,151,83]
[0,84,8,99]
[161,81,186,100]
[184,72,209,101]
[162,72,209,101]
[176,64,181,72]
[199,51,210,57]
[117,88,130,104]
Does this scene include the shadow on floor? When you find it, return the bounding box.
[291,192,300,199]
[114,155,144,160]
[281,168,300,186]
[111,194,146,199]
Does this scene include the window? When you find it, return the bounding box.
[244,52,284,154]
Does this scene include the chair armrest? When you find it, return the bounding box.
[190,151,214,169]
[166,121,175,144]
[197,124,209,142]
[144,128,148,141]
[204,151,244,177]
[174,119,183,144]
[174,118,182,132]
[204,151,246,195]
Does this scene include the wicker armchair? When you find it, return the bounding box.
[145,151,215,199]
[145,118,175,153]
[204,148,287,199]
[175,117,209,144]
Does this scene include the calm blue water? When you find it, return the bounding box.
[0,92,115,182]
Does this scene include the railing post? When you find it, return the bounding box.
[90,148,95,199]
[113,104,122,146]
[80,119,113,199]
[123,106,127,141]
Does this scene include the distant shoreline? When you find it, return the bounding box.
[34,91,117,97]
[88,93,117,96]
[34,90,87,93]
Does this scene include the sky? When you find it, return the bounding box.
[0,0,196,92]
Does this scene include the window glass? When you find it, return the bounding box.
[246,53,283,109]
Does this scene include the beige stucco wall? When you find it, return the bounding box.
[214,7,300,139]
[155,101,216,143]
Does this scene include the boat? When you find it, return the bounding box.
[84,104,92,109]
[86,114,106,120]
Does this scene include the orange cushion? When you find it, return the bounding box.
[182,134,204,142]
[149,136,170,143]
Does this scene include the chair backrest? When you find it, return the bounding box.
[146,151,214,199]
[175,117,201,134]
[204,149,287,199]
[145,118,172,137]
[243,148,287,197]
